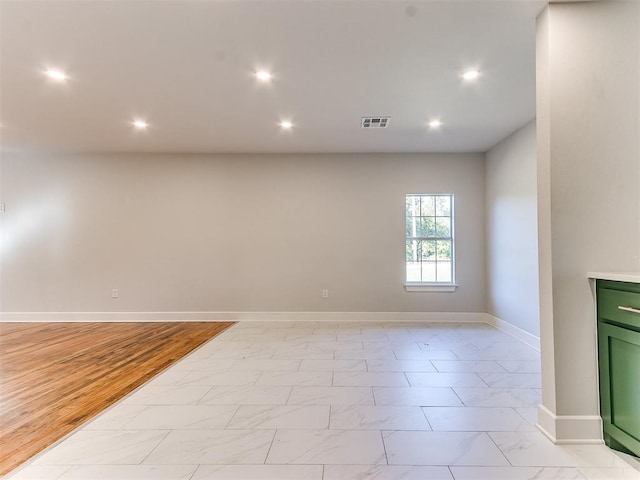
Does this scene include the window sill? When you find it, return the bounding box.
[404,283,457,292]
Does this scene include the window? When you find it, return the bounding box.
[405,194,455,290]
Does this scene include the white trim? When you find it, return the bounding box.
[587,272,640,284]
[484,313,541,351]
[0,310,488,323]
[536,404,604,444]
[405,193,456,287]
[404,284,457,292]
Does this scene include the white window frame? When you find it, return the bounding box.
[404,193,457,292]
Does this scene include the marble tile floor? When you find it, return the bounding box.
[7,321,640,480]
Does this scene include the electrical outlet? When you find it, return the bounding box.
[112,289,119,298]
[322,289,329,299]
[0,203,5,213]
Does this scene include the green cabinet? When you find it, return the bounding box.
[597,280,640,457]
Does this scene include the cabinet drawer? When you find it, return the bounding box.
[598,287,640,331]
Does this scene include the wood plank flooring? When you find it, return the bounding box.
[0,321,234,476]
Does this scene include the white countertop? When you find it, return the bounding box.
[588,272,640,283]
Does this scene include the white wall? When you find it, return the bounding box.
[536,1,640,441]
[485,120,539,337]
[0,152,486,317]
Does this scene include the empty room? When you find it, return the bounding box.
[1,0,639,479]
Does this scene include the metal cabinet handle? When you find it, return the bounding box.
[618,306,640,315]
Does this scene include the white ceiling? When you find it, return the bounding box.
[0,0,545,154]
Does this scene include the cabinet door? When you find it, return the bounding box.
[598,322,640,457]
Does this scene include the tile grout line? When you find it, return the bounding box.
[380,430,390,465]
[476,371,492,388]
[284,385,295,405]
[186,464,200,480]
[137,429,172,465]
[447,465,456,479]
[222,405,242,429]
[262,429,279,465]
[419,403,434,431]
[428,359,438,372]
[486,430,515,467]
[119,405,150,430]
[450,386,467,407]
[402,371,412,388]
[250,370,264,387]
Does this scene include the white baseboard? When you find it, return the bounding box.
[0,310,488,323]
[484,313,541,351]
[536,404,604,444]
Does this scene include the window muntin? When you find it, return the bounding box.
[405,194,454,284]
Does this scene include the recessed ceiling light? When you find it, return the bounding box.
[428,120,442,129]
[255,70,273,82]
[131,119,149,130]
[44,68,68,82]
[279,120,293,130]
[462,70,480,81]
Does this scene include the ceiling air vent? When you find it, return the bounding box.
[361,117,390,128]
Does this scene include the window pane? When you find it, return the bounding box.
[419,217,436,237]
[436,240,452,260]
[406,214,418,237]
[436,261,452,283]
[421,261,437,282]
[435,196,451,216]
[406,196,420,218]
[406,261,421,282]
[406,240,420,262]
[420,196,435,216]
[423,240,437,261]
[435,217,450,237]
[406,196,420,238]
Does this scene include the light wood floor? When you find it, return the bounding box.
[0,321,234,476]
